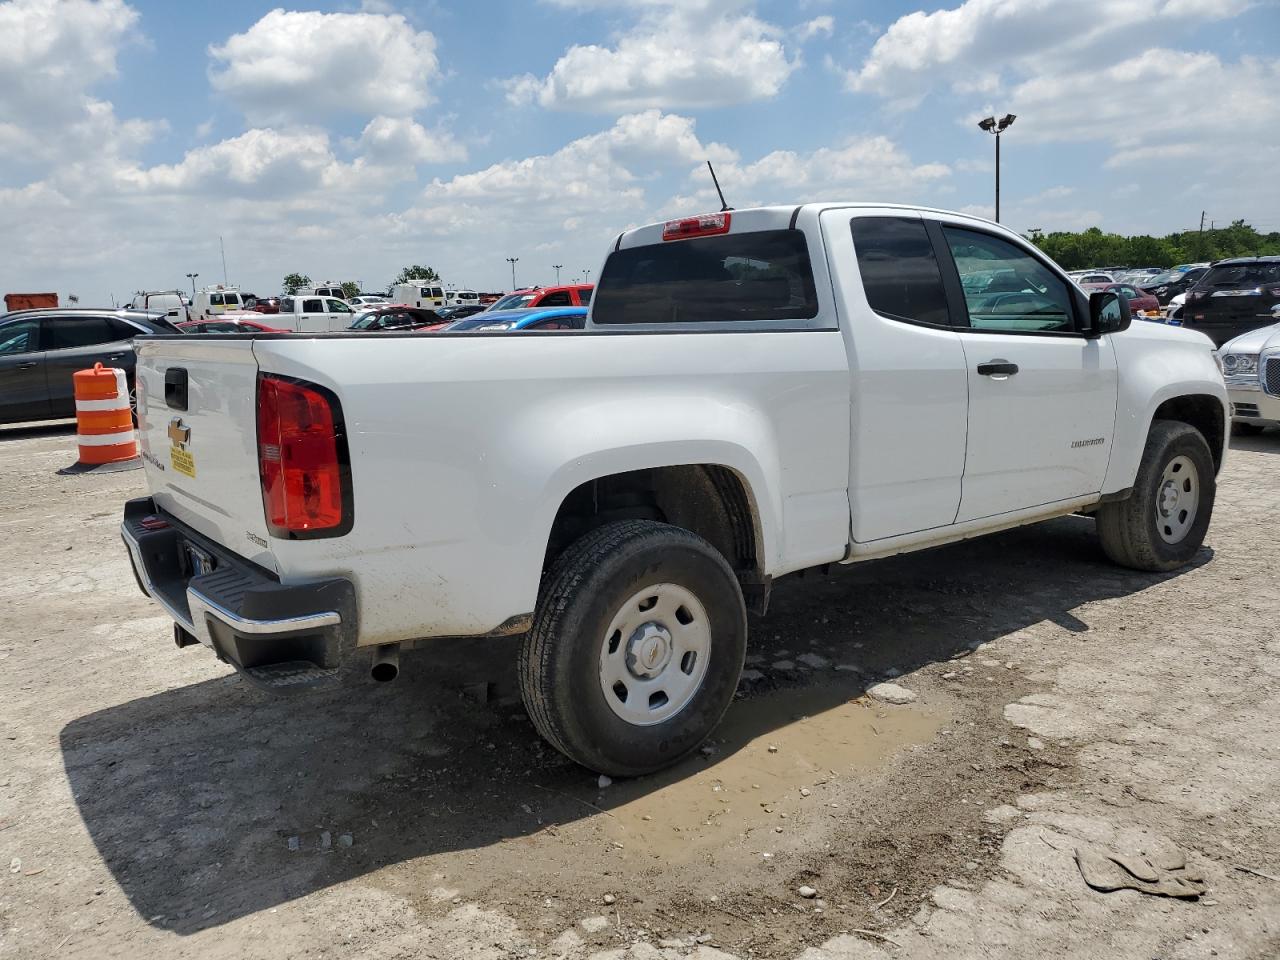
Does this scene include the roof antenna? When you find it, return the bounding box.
[706,160,733,212]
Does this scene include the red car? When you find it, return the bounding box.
[250,296,281,315]
[1082,282,1160,315]
[177,317,289,334]
[487,284,593,311]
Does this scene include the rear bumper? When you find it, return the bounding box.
[121,496,358,692]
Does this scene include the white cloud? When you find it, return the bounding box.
[0,0,156,165]
[797,15,834,39]
[663,136,951,214]
[847,0,1256,106]
[354,116,467,167]
[506,2,797,111]
[208,8,440,125]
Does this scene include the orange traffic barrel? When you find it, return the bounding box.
[58,363,140,474]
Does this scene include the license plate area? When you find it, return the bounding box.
[182,540,217,578]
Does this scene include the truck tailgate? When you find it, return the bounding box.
[134,337,276,572]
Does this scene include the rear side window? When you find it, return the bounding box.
[280,297,295,312]
[593,229,818,325]
[43,317,120,349]
[850,217,949,327]
[302,299,324,313]
[538,291,572,306]
[0,320,40,354]
[210,293,224,306]
[578,288,593,306]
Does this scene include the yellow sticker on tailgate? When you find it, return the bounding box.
[171,446,196,478]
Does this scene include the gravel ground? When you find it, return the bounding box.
[0,422,1277,960]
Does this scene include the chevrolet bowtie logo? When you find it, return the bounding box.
[168,418,191,446]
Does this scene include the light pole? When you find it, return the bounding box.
[552,264,562,285]
[583,268,591,284]
[506,257,519,290]
[185,272,199,296]
[977,113,1016,223]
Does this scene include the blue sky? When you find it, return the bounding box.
[1,0,1277,303]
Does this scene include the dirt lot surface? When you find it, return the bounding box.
[1,422,1278,960]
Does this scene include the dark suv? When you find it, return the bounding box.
[1181,257,1280,346]
[1146,266,1208,306]
[0,309,177,424]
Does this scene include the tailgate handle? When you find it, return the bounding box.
[164,368,189,411]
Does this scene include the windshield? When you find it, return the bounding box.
[488,293,537,311]
[349,312,379,329]
[1203,263,1280,287]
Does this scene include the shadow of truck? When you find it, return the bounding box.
[60,514,1207,934]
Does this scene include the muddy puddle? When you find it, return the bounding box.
[594,686,946,865]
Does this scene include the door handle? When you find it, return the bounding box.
[16,361,38,370]
[977,360,1019,377]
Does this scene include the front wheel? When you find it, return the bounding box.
[1097,420,1216,572]
[519,520,747,777]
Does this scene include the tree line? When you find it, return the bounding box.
[1026,221,1280,270]
[281,265,440,296]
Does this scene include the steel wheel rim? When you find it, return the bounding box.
[1155,454,1199,544]
[598,582,711,727]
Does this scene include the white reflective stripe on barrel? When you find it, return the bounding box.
[77,431,138,447]
[76,397,130,412]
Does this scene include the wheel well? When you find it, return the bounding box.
[1153,394,1225,472]
[544,465,768,609]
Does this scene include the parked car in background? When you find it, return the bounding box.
[1181,257,1280,346]
[348,306,445,332]
[1077,272,1114,284]
[485,284,594,311]
[1146,267,1208,306]
[273,295,358,332]
[348,295,388,308]
[129,290,188,324]
[250,296,282,315]
[0,309,177,424]
[442,306,588,332]
[1217,310,1280,434]
[177,318,290,334]
[433,304,487,322]
[191,287,248,319]
[447,289,481,307]
[303,284,350,300]
[390,282,449,309]
[1082,282,1160,316]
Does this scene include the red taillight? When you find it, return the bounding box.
[257,374,350,538]
[662,212,731,241]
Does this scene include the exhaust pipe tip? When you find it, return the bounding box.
[370,643,400,682]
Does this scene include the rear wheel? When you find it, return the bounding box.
[519,520,747,777]
[1097,420,1216,572]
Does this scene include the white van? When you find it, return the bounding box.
[191,287,247,318]
[390,283,447,309]
[129,290,189,323]
[276,295,357,332]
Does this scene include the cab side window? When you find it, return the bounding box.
[941,227,1075,333]
[850,217,950,327]
[302,299,324,313]
[210,293,224,307]
[326,299,353,313]
[538,291,572,307]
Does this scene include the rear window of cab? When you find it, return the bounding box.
[592,229,818,325]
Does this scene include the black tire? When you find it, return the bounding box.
[519,520,747,777]
[1232,421,1264,437]
[1097,420,1216,572]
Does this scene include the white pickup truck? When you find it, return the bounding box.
[121,203,1228,776]
[272,294,357,332]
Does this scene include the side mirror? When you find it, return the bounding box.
[1087,290,1131,337]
